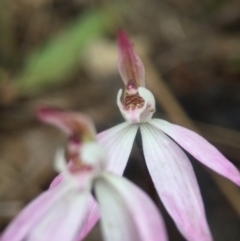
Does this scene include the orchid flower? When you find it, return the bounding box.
[0,110,168,241]
[108,30,240,240]
[39,31,240,241]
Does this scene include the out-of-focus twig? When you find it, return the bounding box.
[196,122,240,149]
[140,48,240,216]
[196,122,240,163]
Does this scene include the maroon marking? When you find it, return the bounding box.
[123,93,145,110]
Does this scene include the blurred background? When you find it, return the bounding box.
[0,0,240,240]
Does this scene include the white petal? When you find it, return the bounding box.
[150,119,240,186]
[94,173,168,241]
[140,124,213,241]
[97,122,138,174]
[28,191,90,241]
[1,182,76,241]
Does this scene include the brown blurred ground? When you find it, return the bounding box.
[0,0,240,240]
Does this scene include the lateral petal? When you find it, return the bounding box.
[97,122,138,174]
[76,196,100,241]
[1,183,76,241]
[94,173,168,241]
[27,191,90,241]
[150,119,240,186]
[140,124,213,241]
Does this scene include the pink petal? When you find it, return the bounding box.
[150,119,240,186]
[118,30,145,87]
[1,183,74,241]
[50,172,65,188]
[140,124,213,241]
[97,122,138,174]
[94,173,168,241]
[76,196,100,241]
[27,191,89,241]
[50,172,99,240]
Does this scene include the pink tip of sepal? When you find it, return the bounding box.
[36,105,96,140]
[118,29,134,54]
[117,29,145,88]
[36,105,72,135]
[36,106,63,121]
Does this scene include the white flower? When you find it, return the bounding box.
[1,110,167,241]
[77,31,239,241]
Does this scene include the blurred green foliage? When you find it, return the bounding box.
[18,8,116,95]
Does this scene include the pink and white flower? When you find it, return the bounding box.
[0,111,167,241]
[43,31,240,241]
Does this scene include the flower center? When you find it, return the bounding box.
[66,138,94,173]
[122,79,145,110]
[67,152,93,173]
[123,93,145,110]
